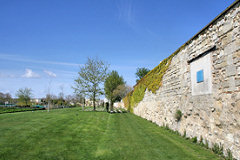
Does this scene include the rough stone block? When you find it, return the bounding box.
[218,50,224,58]
[223,20,233,33]
[227,54,234,65]
[234,38,240,51]
[227,134,234,143]
[224,43,234,54]
[226,65,237,77]
[235,79,240,87]
[233,50,240,60]
[228,77,236,92]
[215,61,228,69]
[222,32,233,46]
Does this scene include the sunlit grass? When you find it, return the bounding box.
[0,108,222,160]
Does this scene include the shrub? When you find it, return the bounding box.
[205,140,209,149]
[192,137,198,143]
[212,143,224,156]
[174,130,181,136]
[0,107,45,114]
[183,130,186,138]
[199,136,204,146]
[226,149,234,160]
[175,110,182,122]
[165,124,170,131]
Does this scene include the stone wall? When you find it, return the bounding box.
[132,1,240,159]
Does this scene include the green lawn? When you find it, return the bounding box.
[0,108,222,160]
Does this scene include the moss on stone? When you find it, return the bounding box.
[123,44,186,112]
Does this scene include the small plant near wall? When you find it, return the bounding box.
[212,143,224,156]
[226,149,235,160]
[183,130,186,138]
[205,140,209,149]
[157,123,236,160]
[175,109,182,122]
[192,137,198,143]
[199,136,204,146]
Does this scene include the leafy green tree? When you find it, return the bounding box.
[16,88,33,106]
[73,57,108,111]
[135,67,150,83]
[104,71,125,111]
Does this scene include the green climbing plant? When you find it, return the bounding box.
[123,44,186,112]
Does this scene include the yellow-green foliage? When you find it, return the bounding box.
[123,91,133,112]
[123,44,185,112]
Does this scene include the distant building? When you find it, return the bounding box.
[85,99,104,107]
[30,98,41,104]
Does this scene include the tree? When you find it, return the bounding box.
[135,67,150,83]
[5,93,12,104]
[73,57,108,111]
[65,94,83,107]
[0,92,5,104]
[45,94,53,104]
[0,92,12,105]
[65,95,74,106]
[104,70,125,111]
[16,88,33,106]
[58,85,65,108]
[113,84,132,100]
[73,93,86,111]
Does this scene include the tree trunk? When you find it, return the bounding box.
[82,98,85,111]
[105,102,109,112]
[48,100,50,112]
[93,92,96,111]
[110,100,113,111]
[93,100,96,111]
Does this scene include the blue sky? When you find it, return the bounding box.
[0,0,236,98]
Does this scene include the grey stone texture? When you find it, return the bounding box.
[131,2,240,159]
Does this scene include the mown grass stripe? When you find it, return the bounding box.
[0,108,222,160]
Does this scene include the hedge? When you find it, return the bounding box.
[0,107,45,114]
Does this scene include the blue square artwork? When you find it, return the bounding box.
[197,70,204,83]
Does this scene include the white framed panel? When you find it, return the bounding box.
[190,53,212,96]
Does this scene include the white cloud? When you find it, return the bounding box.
[22,69,40,78]
[44,70,57,78]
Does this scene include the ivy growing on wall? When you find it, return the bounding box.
[123,44,186,112]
